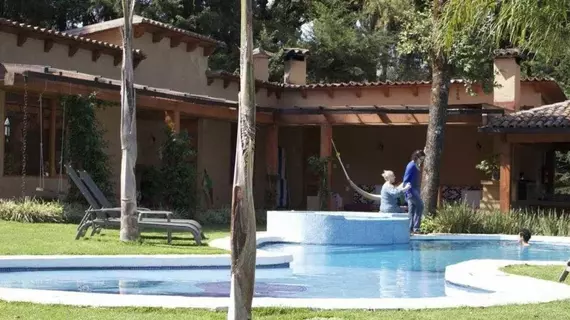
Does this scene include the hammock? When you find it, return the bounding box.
[331,139,382,201]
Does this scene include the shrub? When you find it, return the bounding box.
[0,199,64,223]
[431,203,484,233]
[62,202,88,224]
[160,129,198,218]
[420,215,438,234]
[429,203,570,236]
[195,206,267,226]
[64,94,113,204]
[195,206,232,225]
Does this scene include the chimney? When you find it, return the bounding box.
[493,49,521,111]
[252,48,272,82]
[283,48,310,85]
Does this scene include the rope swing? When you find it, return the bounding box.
[331,139,381,201]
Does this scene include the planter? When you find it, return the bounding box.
[480,180,500,211]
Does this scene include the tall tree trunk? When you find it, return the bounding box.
[119,0,139,242]
[421,0,450,215]
[227,0,257,318]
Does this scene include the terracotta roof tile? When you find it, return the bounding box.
[134,16,223,47]
[206,70,560,91]
[494,48,521,58]
[481,101,570,132]
[68,15,223,47]
[0,18,144,58]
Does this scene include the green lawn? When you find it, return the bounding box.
[501,264,566,283]
[0,221,230,255]
[2,300,570,320]
[0,221,569,319]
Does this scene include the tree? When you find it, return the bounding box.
[439,1,570,60]
[380,0,497,215]
[119,0,139,242]
[227,0,257,318]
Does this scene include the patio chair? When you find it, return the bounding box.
[77,169,205,239]
[65,165,202,245]
[559,259,570,282]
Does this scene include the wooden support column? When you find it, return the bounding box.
[265,125,279,209]
[173,110,180,133]
[164,110,181,133]
[320,124,333,210]
[499,136,512,213]
[266,125,278,175]
[0,90,4,177]
[49,98,57,177]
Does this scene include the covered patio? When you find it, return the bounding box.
[480,101,570,212]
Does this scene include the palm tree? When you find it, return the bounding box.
[119,0,139,241]
[227,0,257,318]
[439,1,570,59]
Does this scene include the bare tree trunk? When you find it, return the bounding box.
[119,0,139,241]
[421,0,450,215]
[227,0,256,318]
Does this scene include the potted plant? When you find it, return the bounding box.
[307,155,332,210]
[476,154,500,180]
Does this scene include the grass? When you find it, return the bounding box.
[0,221,232,255]
[2,300,570,319]
[501,264,567,283]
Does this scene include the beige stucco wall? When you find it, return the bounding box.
[494,58,520,110]
[275,125,492,208]
[0,31,119,79]
[95,105,121,199]
[196,119,231,207]
[277,82,546,110]
[137,117,168,168]
[520,83,544,108]
[195,118,268,209]
[82,29,279,107]
[278,84,493,109]
[0,177,68,199]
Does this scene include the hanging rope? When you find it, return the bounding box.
[57,83,71,195]
[20,77,29,197]
[36,82,47,192]
[58,97,66,194]
[331,138,381,201]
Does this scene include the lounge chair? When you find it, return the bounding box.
[559,260,570,282]
[65,165,202,245]
[77,169,205,239]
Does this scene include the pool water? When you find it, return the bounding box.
[0,240,568,299]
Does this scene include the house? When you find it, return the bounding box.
[0,17,568,212]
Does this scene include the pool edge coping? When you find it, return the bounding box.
[0,233,569,309]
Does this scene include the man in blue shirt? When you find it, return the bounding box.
[403,150,426,234]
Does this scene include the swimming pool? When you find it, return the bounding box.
[0,240,568,299]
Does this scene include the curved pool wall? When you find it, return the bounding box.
[1,233,570,309]
[266,210,410,245]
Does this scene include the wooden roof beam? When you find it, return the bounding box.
[186,41,198,52]
[43,39,54,52]
[16,33,28,47]
[203,45,215,56]
[91,50,101,62]
[133,25,145,38]
[170,36,182,48]
[68,45,79,57]
[152,32,164,43]
[5,75,274,124]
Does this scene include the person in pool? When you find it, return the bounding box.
[519,228,531,246]
[404,149,426,234]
